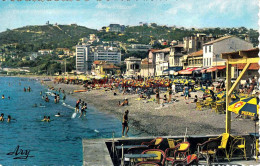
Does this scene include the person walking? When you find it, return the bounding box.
[122,110,129,137]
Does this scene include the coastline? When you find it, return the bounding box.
[40,79,257,137]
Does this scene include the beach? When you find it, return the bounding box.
[43,80,258,137]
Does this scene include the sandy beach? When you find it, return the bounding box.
[42,80,258,137]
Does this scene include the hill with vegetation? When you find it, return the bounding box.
[0,24,258,75]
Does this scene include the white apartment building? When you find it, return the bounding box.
[76,45,91,72]
[203,36,254,67]
[154,48,170,76]
[94,51,121,64]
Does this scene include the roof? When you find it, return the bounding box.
[178,68,198,75]
[153,47,170,53]
[93,60,106,65]
[232,63,259,70]
[187,50,203,57]
[221,47,259,60]
[206,66,226,72]
[103,64,120,69]
[203,36,233,45]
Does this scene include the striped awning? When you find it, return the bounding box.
[206,66,226,73]
[178,68,198,75]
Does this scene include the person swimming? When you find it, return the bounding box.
[0,113,4,121]
[2,95,4,99]
[7,115,11,122]
[33,103,37,107]
[45,96,49,102]
[27,86,31,92]
[46,116,51,122]
[8,96,10,100]
[55,113,61,117]
[41,116,47,121]
[24,87,26,92]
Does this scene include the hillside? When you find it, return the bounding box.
[0,24,258,50]
[0,24,98,51]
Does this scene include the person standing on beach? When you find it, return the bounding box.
[155,88,160,104]
[168,86,172,102]
[183,84,189,100]
[122,110,129,137]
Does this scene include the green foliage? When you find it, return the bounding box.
[0,24,258,75]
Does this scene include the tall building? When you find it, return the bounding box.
[76,45,93,72]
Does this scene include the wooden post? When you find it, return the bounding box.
[226,62,232,134]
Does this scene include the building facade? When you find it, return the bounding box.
[203,36,254,68]
[94,51,121,64]
[183,33,214,54]
[124,57,141,77]
[169,44,184,67]
[154,48,170,76]
[76,45,92,72]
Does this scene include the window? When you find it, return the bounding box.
[209,46,211,52]
[205,46,207,53]
[209,58,211,66]
[207,58,208,66]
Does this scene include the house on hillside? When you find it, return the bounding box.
[38,49,53,55]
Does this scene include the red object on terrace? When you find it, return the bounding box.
[178,68,198,75]
[206,66,226,72]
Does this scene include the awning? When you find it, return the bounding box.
[178,68,198,75]
[193,67,206,74]
[206,66,226,73]
[163,67,183,75]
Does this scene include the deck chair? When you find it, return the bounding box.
[211,102,217,113]
[216,103,225,114]
[171,154,199,166]
[141,149,166,166]
[209,133,230,161]
[230,136,247,160]
[165,141,190,165]
[197,139,219,165]
[141,137,164,149]
[196,102,202,111]
[167,138,183,149]
[135,161,160,166]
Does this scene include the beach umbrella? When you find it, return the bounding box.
[217,91,239,99]
[228,97,259,150]
[228,97,259,117]
[194,87,206,92]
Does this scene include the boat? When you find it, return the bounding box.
[74,90,87,93]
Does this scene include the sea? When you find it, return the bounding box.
[0,77,139,165]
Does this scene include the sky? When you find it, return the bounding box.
[0,0,258,32]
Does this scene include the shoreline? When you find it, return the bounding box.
[40,79,258,137]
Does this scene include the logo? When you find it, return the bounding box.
[234,101,244,108]
[241,111,255,116]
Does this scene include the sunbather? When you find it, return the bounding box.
[118,98,128,106]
